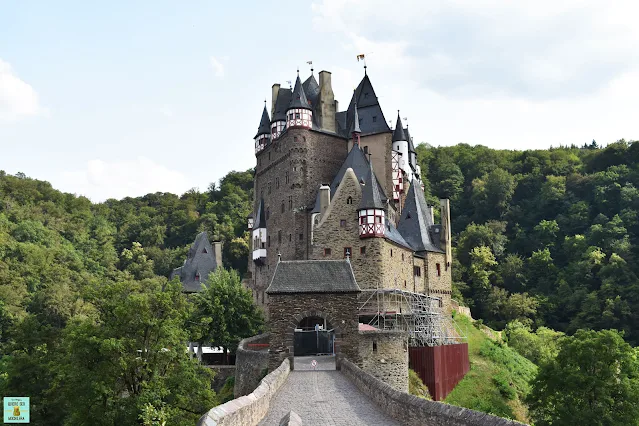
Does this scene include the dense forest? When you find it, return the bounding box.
[1,138,639,424]
[416,139,639,344]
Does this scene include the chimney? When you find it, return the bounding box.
[319,184,331,217]
[439,199,452,269]
[318,71,336,132]
[212,241,223,268]
[271,84,280,117]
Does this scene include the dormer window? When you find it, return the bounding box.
[295,113,300,119]
[202,248,208,254]
[347,197,353,204]
[195,273,200,281]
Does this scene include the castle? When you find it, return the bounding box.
[246,68,453,315]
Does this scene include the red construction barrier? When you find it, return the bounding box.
[409,343,470,401]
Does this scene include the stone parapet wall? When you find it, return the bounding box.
[198,359,290,426]
[234,333,270,397]
[358,330,408,392]
[341,359,527,426]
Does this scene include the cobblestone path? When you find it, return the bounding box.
[258,369,401,426]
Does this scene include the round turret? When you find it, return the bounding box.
[286,74,313,130]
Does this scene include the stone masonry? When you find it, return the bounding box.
[358,330,408,392]
[267,292,360,371]
[250,128,348,312]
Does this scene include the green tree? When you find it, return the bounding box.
[56,276,216,426]
[527,329,639,426]
[191,267,263,355]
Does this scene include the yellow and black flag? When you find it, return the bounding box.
[356,54,365,62]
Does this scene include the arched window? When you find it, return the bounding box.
[347,196,353,204]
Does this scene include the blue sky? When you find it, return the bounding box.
[1,0,637,201]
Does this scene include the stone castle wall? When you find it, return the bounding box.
[358,330,408,392]
[234,333,269,397]
[425,252,452,313]
[378,239,416,291]
[341,359,527,426]
[250,128,347,311]
[310,168,385,289]
[267,292,360,371]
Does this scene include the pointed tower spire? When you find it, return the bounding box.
[392,111,406,142]
[289,75,311,110]
[255,103,271,138]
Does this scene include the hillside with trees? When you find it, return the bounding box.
[1,139,639,424]
[417,139,639,345]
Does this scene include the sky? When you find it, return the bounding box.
[1,0,638,202]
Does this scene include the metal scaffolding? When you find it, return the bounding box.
[358,288,466,347]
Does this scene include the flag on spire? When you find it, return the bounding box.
[307,60,312,65]
[356,54,365,61]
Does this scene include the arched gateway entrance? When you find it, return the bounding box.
[264,259,361,372]
[294,316,335,356]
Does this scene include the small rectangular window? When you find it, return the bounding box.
[436,263,441,277]
[414,266,421,277]
[373,341,377,352]
[363,146,369,154]
[299,233,303,241]
[340,219,346,228]
[324,248,332,256]
[289,234,292,242]
[344,247,352,258]
[295,112,300,119]
[360,246,366,255]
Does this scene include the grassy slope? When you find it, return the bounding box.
[444,314,537,423]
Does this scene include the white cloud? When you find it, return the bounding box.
[312,0,639,100]
[311,0,639,148]
[210,56,225,78]
[59,157,193,202]
[0,58,45,121]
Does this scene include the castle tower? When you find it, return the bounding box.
[254,103,271,155]
[358,160,386,238]
[286,74,313,129]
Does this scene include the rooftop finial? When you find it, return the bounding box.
[345,248,351,262]
[364,64,367,75]
[297,68,299,76]
[278,252,282,262]
[307,60,313,74]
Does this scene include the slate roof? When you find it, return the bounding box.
[342,75,391,137]
[289,76,312,110]
[254,198,266,229]
[392,113,407,142]
[302,74,320,110]
[407,127,416,153]
[254,104,271,138]
[384,219,413,250]
[397,179,443,253]
[359,160,385,210]
[266,260,360,294]
[170,231,219,293]
[311,146,388,213]
[272,88,292,122]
